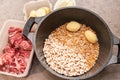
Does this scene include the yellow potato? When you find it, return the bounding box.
[29,10,36,17]
[36,8,46,17]
[85,30,98,43]
[66,21,81,32]
[41,7,50,14]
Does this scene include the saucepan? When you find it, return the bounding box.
[23,7,120,80]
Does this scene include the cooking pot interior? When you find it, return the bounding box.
[35,8,112,79]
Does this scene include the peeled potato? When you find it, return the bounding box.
[85,30,98,43]
[41,7,50,14]
[66,21,81,32]
[29,7,50,18]
[36,8,46,17]
[29,10,36,17]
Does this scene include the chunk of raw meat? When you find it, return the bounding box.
[19,40,32,51]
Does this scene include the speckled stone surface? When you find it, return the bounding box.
[0,0,120,80]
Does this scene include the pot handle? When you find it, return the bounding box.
[23,17,43,38]
[113,35,120,63]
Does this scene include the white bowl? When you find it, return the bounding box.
[23,0,52,21]
[0,19,34,77]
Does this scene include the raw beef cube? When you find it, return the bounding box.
[8,27,22,37]
[19,40,32,51]
[8,33,22,45]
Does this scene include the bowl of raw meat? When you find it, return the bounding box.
[0,20,34,77]
[23,7,120,80]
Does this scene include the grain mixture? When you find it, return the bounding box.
[43,23,99,76]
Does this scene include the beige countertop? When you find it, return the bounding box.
[0,0,120,80]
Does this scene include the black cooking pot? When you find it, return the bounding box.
[23,7,120,80]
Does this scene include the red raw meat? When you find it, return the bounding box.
[8,27,22,37]
[0,27,32,74]
[19,40,32,51]
[8,32,22,45]
[19,50,31,59]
